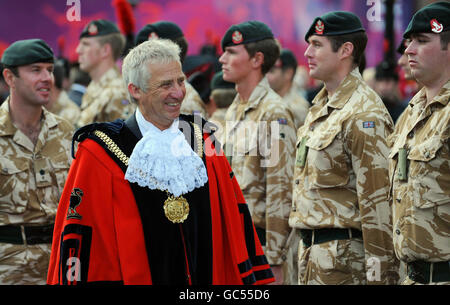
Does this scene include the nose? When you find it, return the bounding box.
[171,82,186,100]
[219,52,227,64]
[304,44,312,58]
[42,69,53,83]
[405,40,415,56]
[75,43,82,54]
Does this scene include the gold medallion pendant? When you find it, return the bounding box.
[163,194,189,223]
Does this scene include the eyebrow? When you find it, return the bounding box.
[159,75,185,85]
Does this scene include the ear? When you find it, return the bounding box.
[127,83,142,101]
[2,68,16,89]
[251,52,264,69]
[100,43,112,59]
[339,42,354,61]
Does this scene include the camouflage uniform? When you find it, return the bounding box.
[283,86,310,130]
[208,108,227,146]
[77,67,135,128]
[289,68,399,284]
[223,77,296,271]
[48,90,80,128]
[180,81,208,119]
[0,98,73,284]
[389,81,450,285]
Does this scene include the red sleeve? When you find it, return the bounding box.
[47,139,151,285]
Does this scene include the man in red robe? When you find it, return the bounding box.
[47,38,274,285]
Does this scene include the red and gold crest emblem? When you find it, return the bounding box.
[232,31,243,44]
[87,23,98,36]
[315,20,324,35]
[430,19,443,33]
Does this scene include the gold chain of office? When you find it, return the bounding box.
[93,123,203,223]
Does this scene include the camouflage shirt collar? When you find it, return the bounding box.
[0,96,59,137]
[410,79,450,108]
[237,76,270,110]
[312,68,361,109]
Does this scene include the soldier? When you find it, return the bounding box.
[219,21,297,284]
[207,71,236,145]
[267,48,310,130]
[46,60,81,127]
[288,12,399,284]
[76,19,135,127]
[0,39,72,284]
[135,21,208,119]
[389,2,450,285]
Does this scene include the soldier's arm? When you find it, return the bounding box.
[345,111,400,285]
[263,108,296,266]
[101,94,135,122]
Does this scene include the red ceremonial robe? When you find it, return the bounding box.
[47,118,274,285]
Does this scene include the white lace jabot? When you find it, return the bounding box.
[124,108,208,197]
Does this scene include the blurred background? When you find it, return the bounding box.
[0,0,442,109]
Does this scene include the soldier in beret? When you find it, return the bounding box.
[135,21,208,119]
[288,11,399,284]
[219,20,297,284]
[389,1,450,285]
[0,39,73,284]
[207,71,236,145]
[267,48,310,130]
[76,19,135,128]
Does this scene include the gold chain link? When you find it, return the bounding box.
[93,130,129,166]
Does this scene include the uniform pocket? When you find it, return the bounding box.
[408,136,450,208]
[305,129,349,189]
[0,157,29,214]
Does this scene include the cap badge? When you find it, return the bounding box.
[87,23,98,36]
[430,19,443,33]
[148,32,159,39]
[232,31,243,44]
[315,20,324,35]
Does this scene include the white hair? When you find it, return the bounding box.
[122,38,181,103]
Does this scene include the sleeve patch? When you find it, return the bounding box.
[363,121,375,128]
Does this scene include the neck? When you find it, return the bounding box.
[236,73,263,102]
[278,82,292,97]
[424,78,449,105]
[8,93,43,144]
[324,64,354,98]
[89,59,115,82]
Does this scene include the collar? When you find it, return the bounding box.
[410,79,450,108]
[0,97,58,137]
[135,106,179,136]
[236,76,271,112]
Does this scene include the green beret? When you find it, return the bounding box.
[80,19,120,39]
[210,71,235,90]
[1,39,54,66]
[221,20,274,51]
[135,21,184,46]
[305,11,365,42]
[403,2,450,38]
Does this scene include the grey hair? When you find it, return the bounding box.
[122,38,181,103]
